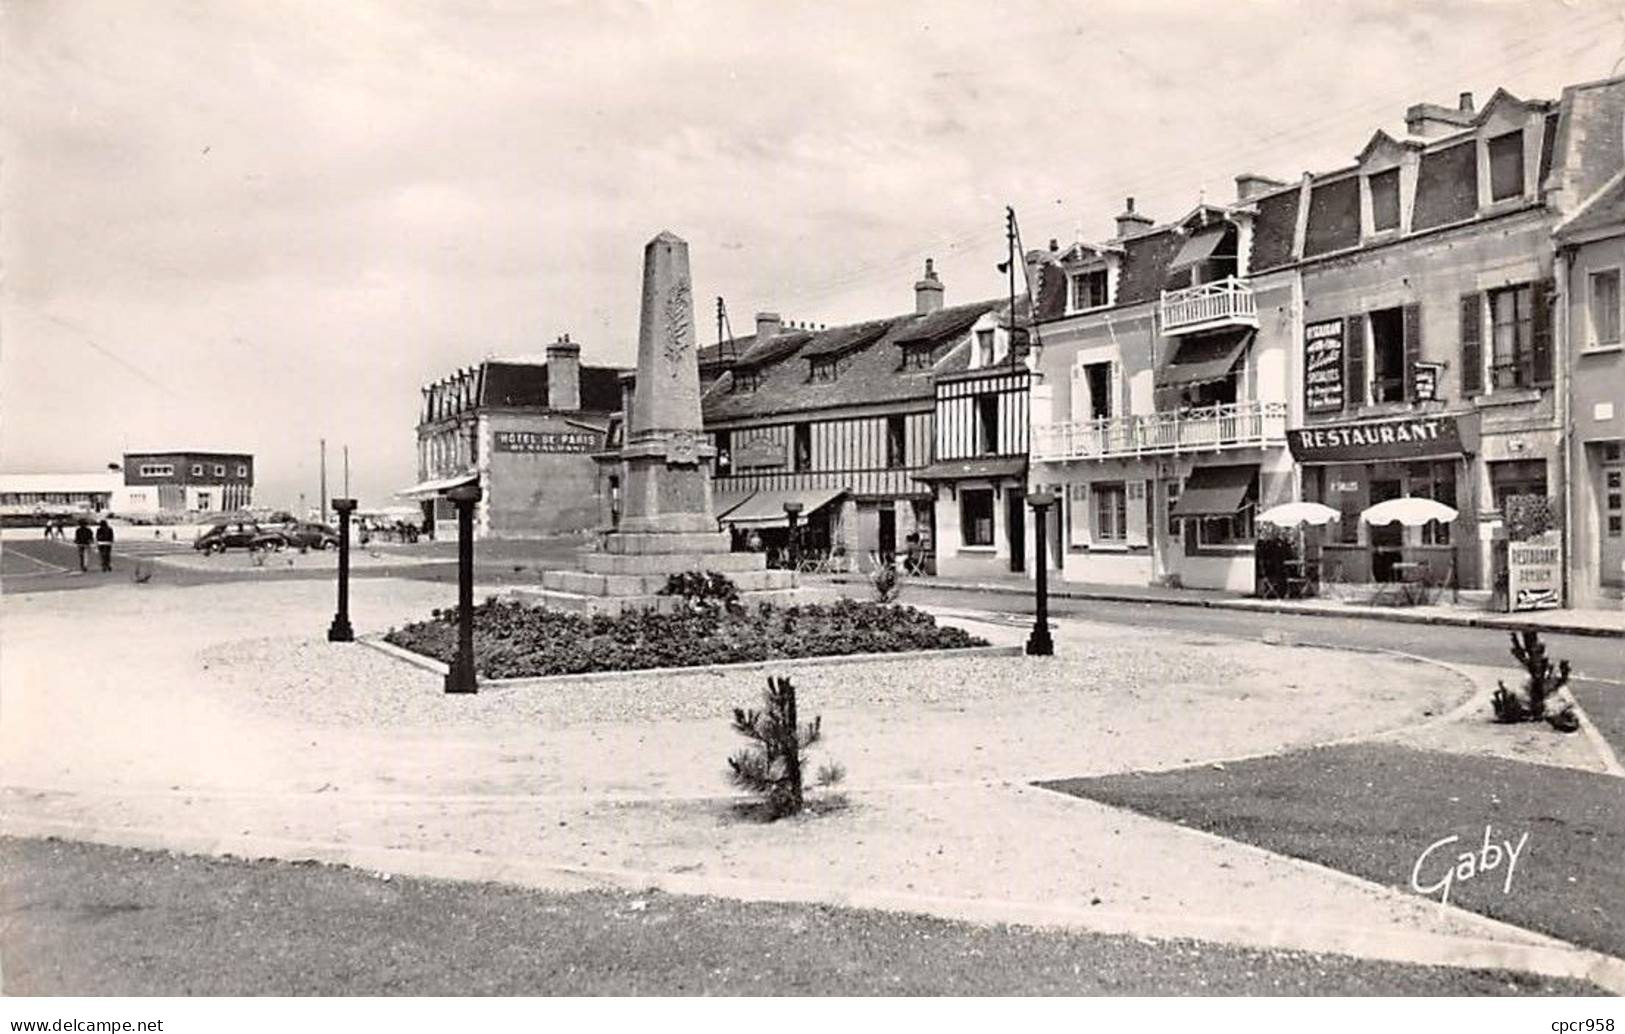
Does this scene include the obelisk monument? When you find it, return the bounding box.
[527,230,796,613]
[616,231,722,538]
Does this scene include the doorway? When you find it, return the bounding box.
[1007,487,1026,573]
[1369,478,1403,580]
[1600,458,1623,589]
[877,505,896,563]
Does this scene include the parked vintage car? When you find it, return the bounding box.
[193,521,287,555]
[278,521,341,550]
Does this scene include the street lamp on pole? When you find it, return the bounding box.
[327,498,357,642]
[783,501,804,571]
[443,482,482,694]
[1026,490,1055,656]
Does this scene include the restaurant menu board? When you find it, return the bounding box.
[1412,361,1441,402]
[1304,319,1345,413]
[1508,531,1562,611]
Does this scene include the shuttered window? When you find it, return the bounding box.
[1460,293,1483,397]
[1345,314,1367,410]
[1402,303,1423,401]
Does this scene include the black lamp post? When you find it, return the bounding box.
[783,501,804,571]
[1026,490,1055,657]
[327,498,357,642]
[443,482,482,694]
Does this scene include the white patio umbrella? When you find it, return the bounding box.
[1360,497,1459,527]
[1257,501,1341,527]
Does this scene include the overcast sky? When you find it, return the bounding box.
[4,0,1621,509]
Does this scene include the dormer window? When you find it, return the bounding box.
[976,329,995,366]
[1070,269,1108,312]
[899,343,935,371]
[1369,168,1401,231]
[809,356,839,383]
[1488,130,1524,201]
[731,368,760,393]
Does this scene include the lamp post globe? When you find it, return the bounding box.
[1025,490,1055,657]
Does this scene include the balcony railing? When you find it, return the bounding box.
[1160,276,1258,335]
[1032,401,1288,462]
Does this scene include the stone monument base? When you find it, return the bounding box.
[511,528,815,616]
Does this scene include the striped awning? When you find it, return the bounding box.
[395,471,477,500]
[721,488,845,529]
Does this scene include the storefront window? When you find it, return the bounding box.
[1409,461,1457,545]
[1093,482,1127,542]
[1490,459,1547,514]
[1196,507,1254,547]
[960,489,994,546]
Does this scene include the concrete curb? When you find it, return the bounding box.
[851,577,1625,639]
[6,817,1621,994]
[358,635,1023,688]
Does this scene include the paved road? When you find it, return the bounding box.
[0,537,582,595]
[1,837,1598,996]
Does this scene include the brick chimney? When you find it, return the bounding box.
[914,258,944,314]
[1405,91,1477,138]
[1115,197,1153,238]
[546,333,581,411]
[755,311,782,340]
[1235,173,1287,201]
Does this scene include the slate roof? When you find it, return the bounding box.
[1555,169,1625,237]
[702,299,1000,422]
[477,361,624,412]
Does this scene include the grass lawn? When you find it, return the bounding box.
[0,838,1601,996]
[1042,742,1625,959]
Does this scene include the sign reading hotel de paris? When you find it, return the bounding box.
[1287,414,1465,463]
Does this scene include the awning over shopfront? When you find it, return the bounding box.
[1155,329,1254,390]
[1167,224,1229,272]
[1171,463,1258,518]
[395,471,477,500]
[720,488,845,529]
[712,489,756,521]
[911,457,1026,482]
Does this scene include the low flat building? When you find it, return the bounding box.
[0,472,120,522]
[118,451,254,513]
[406,335,629,539]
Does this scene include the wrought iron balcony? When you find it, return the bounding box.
[1160,276,1258,336]
[1031,401,1288,462]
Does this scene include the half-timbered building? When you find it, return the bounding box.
[698,261,1019,571]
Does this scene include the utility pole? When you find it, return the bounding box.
[343,445,350,500]
[319,438,328,525]
[1006,206,1019,373]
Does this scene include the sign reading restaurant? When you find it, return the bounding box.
[1288,415,1464,463]
[493,430,599,454]
[1303,319,1345,414]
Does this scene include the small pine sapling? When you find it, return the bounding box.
[728,676,829,818]
[1493,630,1577,733]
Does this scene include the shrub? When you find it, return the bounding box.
[728,676,834,819]
[1492,630,1577,733]
[382,596,986,678]
[869,559,901,603]
[659,571,741,611]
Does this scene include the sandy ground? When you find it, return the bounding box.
[3,576,1605,978]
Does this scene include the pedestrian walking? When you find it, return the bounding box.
[95,518,115,572]
[73,519,93,572]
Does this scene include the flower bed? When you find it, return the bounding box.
[383,597,990,678]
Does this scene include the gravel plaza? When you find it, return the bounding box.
[3,573,1621,994]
